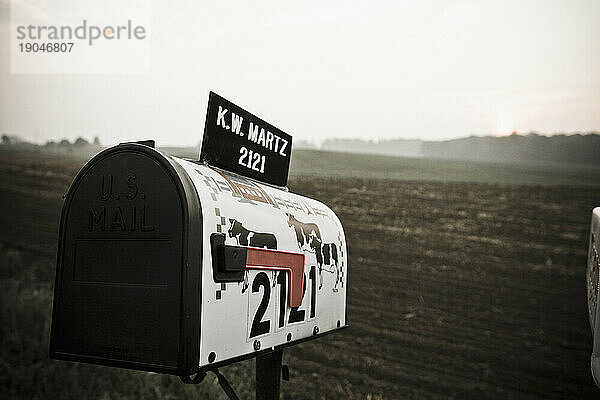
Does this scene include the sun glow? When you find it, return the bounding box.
[495,114,516,136]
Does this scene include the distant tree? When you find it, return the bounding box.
[93,136,101,146]
[59,139,71,147]
[2,134,22,145]
[74,137,89,147]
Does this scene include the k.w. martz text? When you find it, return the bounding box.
[216,105,289,157]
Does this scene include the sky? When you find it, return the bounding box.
[0,0,599,147]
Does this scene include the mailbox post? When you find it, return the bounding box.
[49,93,348,398]
[256,350,283,400]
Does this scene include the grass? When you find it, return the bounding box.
[289,149,600,186]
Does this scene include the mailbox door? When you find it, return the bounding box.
[50,144,202,376]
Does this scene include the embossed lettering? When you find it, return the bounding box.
[88,206,106,231]
[131,206,137,231]
[100,175,113,201]
[110,206,126,231]
[126,175,138,200]
[141,205,154,231]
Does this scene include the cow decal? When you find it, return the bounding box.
[309,235,341,290]
[287,213,342,292]
[228,218,278,294]
[286,213,321,251]
[228,218,277,249]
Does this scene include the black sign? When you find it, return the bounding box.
[200,92,292,187]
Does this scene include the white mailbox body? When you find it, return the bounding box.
[177,155,347,367]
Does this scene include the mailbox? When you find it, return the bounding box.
[588,207,600,385]
[49,142,347,377]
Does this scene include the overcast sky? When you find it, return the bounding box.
[1,0,599,147]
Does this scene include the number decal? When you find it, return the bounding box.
[277,272,286,328]
[238,146,266,174]
[246,149,253,168]
[309,265,317,318]
[250,268,318,339]
[252,152,261,170]
[239,147,248,166]
[288,274,306,324]
[275,270,317,329]
[249,272,271,338]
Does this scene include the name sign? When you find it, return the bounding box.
[200,92,292,187]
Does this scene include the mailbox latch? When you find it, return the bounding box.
[211,233,247,282]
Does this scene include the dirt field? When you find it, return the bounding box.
[0,147,598,399]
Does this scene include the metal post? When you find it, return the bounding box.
[256,349,283,400]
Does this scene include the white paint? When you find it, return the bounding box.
[217,106,228,128]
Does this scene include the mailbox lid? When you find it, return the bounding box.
[49,144,202,375]
[175,159,347,370]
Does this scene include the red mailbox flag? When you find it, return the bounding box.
[246,248,305,307]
